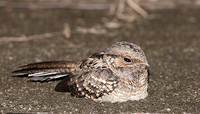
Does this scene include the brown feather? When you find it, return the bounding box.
[13,61,78,74]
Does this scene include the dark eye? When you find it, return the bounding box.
[123,58,132,63]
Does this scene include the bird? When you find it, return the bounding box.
[12,41,150,103]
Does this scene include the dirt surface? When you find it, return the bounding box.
[0,8,199,113]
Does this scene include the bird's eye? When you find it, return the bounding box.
[123,58,132,63]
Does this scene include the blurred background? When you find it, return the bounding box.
[0,0,199,113]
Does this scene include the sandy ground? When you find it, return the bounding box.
[0,8,199,113]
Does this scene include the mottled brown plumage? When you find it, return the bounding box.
[13,41,149,102]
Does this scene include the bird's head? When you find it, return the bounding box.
[102,41,149,87]
[103,41,149,69]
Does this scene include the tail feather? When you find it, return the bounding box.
[12,61,77,81]
[29,73,68,82]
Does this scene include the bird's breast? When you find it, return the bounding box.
[95,80,148,103]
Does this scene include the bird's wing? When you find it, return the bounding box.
[12,61,77,82]
[71,68,119,99]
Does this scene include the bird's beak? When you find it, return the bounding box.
[137,63,150,68]
[132,62,150,69]
[144,63,150,67]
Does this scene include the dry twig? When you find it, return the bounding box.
[126,0,148,17]
[62,23,71,39]
[0,32,59,43]
[111,0,148,22]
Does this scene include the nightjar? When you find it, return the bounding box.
[13,41,149,103]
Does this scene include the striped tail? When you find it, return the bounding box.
[12,61,78,82]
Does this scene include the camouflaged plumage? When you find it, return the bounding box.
[13,41,149,102]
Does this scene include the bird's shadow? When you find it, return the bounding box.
[54,77,72,92]
[54,77,83,98]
